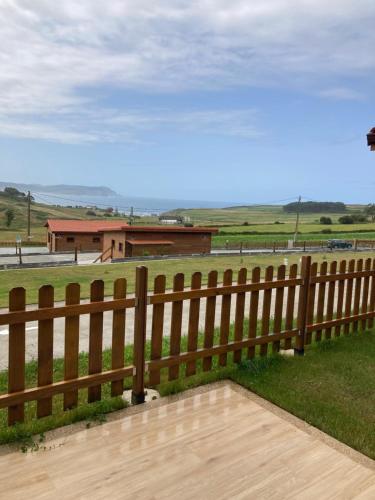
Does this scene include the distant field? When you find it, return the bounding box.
[169,205,366,226]
[212,232,375,247]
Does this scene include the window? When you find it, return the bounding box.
[93,237,100,243]
[119,242,123,252]
[67,237,75,243]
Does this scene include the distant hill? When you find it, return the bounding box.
[0,182,117,197]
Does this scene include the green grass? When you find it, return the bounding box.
[159,330,375,460]
[213,232,375,246]
[0,251,372,307]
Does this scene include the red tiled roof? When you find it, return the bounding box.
[127,239,174,245]
[99,225,218,234]
[45,219,128,234]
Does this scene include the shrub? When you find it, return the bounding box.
[321,228,332,234]
[5,208,15,227]
[338,215,354,224]
[86,210,96,216]
[320,216,332,225]
[242,222,249,226]
[184,222,194,227]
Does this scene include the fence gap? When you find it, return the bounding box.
[168,273,184,381]
[233,268,247,363]
[186,272,202,377]
[149,275,166,386]
[88,280,104,403]
[203,270,218,371]
[111,278,127,397]
[247,267,260,358]
[64,283,80,410]
[219,269,233,367]
[8,287,26,425]
[37,285,54,418]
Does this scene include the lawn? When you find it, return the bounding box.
[0,250,372,307]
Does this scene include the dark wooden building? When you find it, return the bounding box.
[45,219,128,252]
[101,225,218,258]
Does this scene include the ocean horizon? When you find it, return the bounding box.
[33,192,240,215]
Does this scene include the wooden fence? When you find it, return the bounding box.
[0,256,375,426]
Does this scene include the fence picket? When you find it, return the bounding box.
[8,288,26,425]
[247,267,261,358]
[273,265,285,353]
[203,271,218,371]
[149,275,166,385]
[306,262,317,344]
[353,259,363,333]
[344,260,356,334]
[168,273,184,381]
[335,261,346,337]
[37,285,54,418]
[111,278,127,397]
[284,264,298,350]
[233,268,247,363]
[88,280,104,403]
[64,283,80,410]
[219,269,233,366]
[260,266,274,356]
[325,261,337,340]
[361,258,371,331]
[367,259,375,329]
[316,261,328,342]
[186,272,202,376]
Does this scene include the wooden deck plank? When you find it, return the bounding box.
[1,383,374,500]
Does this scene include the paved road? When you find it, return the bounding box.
[0,251,101,266]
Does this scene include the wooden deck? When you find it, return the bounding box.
[1,383,375,499]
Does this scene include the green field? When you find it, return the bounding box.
[1,195,375,247]
[0,251,372,307]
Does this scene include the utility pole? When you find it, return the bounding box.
[293,195,301,245]
[27,191,31,240]
[129,206,134,226]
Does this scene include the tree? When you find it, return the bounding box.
[364,204,375,222]
[320,216,332,225]
[5,208,15,227]
[338,215,354,224]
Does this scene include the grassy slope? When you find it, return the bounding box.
[0,251,373,307]
[0,194,137,242]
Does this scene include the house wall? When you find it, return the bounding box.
[102,231,126,259]
[48,231,103,252]
[102,230,213,258]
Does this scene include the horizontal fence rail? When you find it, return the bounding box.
[0,256,375,426]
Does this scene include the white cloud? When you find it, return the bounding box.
[0,0,374,142]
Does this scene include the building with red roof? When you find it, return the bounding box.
[100,225,218,258]
[45,219,128,252]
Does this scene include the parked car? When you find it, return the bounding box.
[327,239,352,249]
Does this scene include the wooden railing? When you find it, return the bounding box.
[93,245,113,263]
[1,256,375,426]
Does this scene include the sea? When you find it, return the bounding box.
[32,192,236,216]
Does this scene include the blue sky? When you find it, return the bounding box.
[1,1,375,204]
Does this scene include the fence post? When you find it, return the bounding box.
[132,266,148,404]
[295,255,311,356]
[74,246,78,263]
